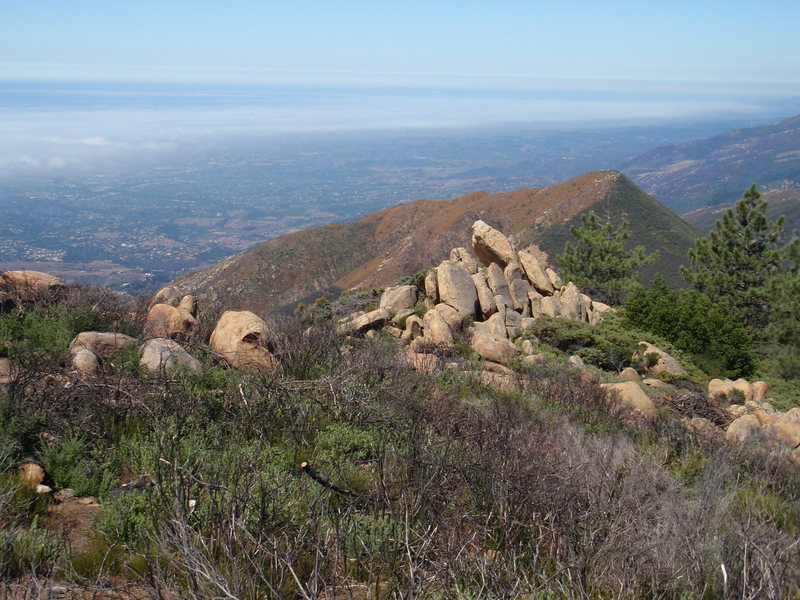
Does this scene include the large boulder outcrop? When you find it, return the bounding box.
[139,338,201,374]
[379,285,418,313]
[69,332,136,362]
[601,382,659,418]
[146,303,197,338]
[471,220,516,268]
[0,270,64,304]
[210,311,276,370]
[436,260,478,318]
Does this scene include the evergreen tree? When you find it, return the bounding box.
[557,211,658,305]
[681,184,797,333]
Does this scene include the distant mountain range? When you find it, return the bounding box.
[169,171,699,313]
[622,113,800,214]
[684,189,800,240]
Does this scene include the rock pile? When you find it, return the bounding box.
[347,220,614,368]
[0,270,64,306]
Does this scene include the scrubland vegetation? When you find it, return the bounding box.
[1,281,799,600]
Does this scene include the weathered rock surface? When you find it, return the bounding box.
[436,260,477,318]
[485,263,513,307]
[139,338,201,374]
[472,272,497,317]
[422,310,454,346]
[72,349,100,375]
[601,382,659,418]
[424,270,439,304]
[379,285,418,312]
[471,333,517,364]
[0,270,63,304]
[210,310,277,370]
[619,367,642,382]
[151,286,183,307]
[337,308,391,335]
[69,332,136,362]
[634,342,686,376]
[725,414,762,443]
[517,249,554,295]
[471,220,516,267]
[449,247,478,273]
[146,303,197,338]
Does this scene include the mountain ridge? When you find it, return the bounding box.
[622,113,800,214]
[170,171,698,313]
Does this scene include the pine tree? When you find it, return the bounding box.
[681,184,796,333]
[557,211,658,305]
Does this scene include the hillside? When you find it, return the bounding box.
[170,171,698,313]
[684,188,800,240]
[621,113,800,214]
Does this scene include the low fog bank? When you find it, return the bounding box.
[0,81,792,181]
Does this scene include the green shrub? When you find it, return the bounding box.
[40,436,116,497]
[98,491,154,547]
[624,275,755,377]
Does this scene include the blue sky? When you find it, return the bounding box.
[2,0,800,87]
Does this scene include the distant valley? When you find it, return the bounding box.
[0,118,773,293]
[623,113,800,214]
[2,113,798,294]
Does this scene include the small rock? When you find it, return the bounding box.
[601,382,659,418]
[619,367,641,382]
[72,348,99,376]
[522,353,547,365]
[634,342,686,376]
[35,484,52,495]
[725,414,761,443]
[422,309,454,346]
[392,308,415,325]
[642,378,671,389]
[483,361,513,376]
[19,462,45,486]
[568,355,585,369]
[140,338,201,374]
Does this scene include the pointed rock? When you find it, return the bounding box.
[424,270,439,304]
[518,249,555,295]
[436,260,478,318]
[472,271,497,317]
[449,247,478,274]
[545,268,563,289]
[471,220,516,267]
[486,263,513,307]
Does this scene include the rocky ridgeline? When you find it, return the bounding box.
[337,219,614,352]
[2,218,800,465]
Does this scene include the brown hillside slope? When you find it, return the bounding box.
[170,171,681,314]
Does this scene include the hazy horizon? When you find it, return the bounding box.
[2,78,799,181]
